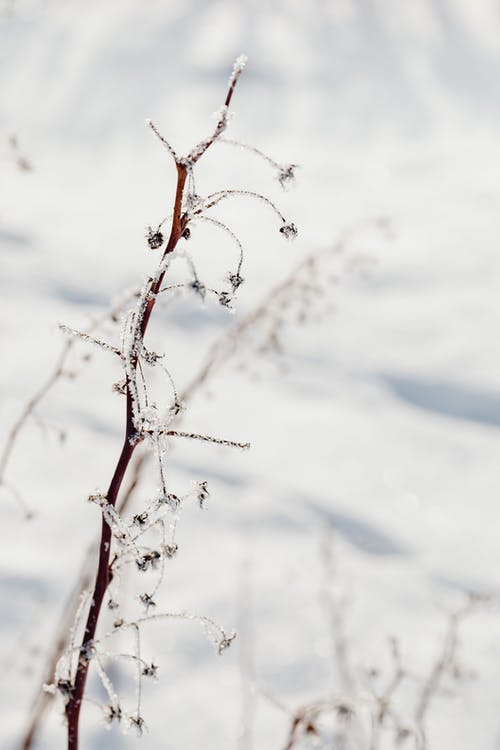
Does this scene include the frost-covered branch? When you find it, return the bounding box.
[54,54,297,750]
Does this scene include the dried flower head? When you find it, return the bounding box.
[218,291,233,308]
[277,163,297,189]
[128,714,147,737]
[136,550,161,572]
[228,272,244,293]
[133,512,148,527]
[104,704,122,725]
[146,226,164,250]
[190,279,206,300]
[139,593,157,611]
[169,399,184,417]
[279,222,298,240]
[142,662,159,679]
[196,481,210,508]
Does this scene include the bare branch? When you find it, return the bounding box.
[158,429,250,450]
[145,119,178,162]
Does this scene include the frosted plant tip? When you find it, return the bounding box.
[234,54,248,71]
[229,54,248,84]
[145,118,152,127]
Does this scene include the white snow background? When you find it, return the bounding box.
[1,0,500,748]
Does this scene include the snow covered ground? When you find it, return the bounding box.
[2,1,500,748]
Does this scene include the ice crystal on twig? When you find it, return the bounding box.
[218,137,297,189]
[146,119,178,161]
[229,54,247,85]
[59,325,121,357]
[166,430,250,450]
[198,214,244,281]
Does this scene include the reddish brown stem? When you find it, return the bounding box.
[63,59,243,746]
[64,164,187,749]
[21,455,145,750]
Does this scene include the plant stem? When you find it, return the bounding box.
[65,164,187,749]
[63,55,245,743]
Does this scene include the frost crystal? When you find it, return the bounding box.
[230,54,248,84]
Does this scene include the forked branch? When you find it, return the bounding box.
[64,57,249,749]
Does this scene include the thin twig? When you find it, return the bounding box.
[0,289,138,516]
[414,597,477,747]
